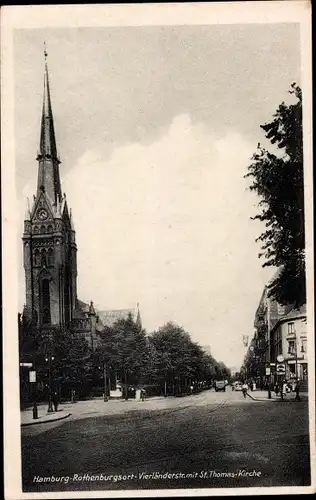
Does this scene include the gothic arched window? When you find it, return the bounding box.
[34,249,40,266]
[40,249,47,267]
[47,225,53,233]
[33,226,39,234]
[47,248,54,266]
[40,225,46,234]
[40,278,51,325]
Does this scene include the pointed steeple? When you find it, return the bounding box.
[36,45,62,204]
[40,48,58,159]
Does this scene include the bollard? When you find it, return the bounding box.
[33,402,38,420]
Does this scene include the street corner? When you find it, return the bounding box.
[21,410,72,427]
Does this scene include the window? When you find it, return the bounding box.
[40,278,51,324]
[47,248,54,266]
[287,322,295,334]
[288,340,296,354]
[40,249,47,266]
[301,339,307,353]
[34,249,40,266]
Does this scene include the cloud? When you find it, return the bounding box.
[18,114,273,367]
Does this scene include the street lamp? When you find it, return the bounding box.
[295,331,300,401]
[98,363,109,402]
[45,354,55,412]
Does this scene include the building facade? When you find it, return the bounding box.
[250,281,308,389]
[270,305,308,384]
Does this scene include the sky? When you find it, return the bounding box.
[14,24,300,370]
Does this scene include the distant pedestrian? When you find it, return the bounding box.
[52,391,59,412]
[252,381,256,391]
[140,388,146,401]
[190,385,194,394]
[282,381,287,398]
[242,382,248,398]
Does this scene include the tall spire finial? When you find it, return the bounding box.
[37,46,62,203]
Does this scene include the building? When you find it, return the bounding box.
[270,304,308,384]
[251,279,308,389]
[19,53,141,399]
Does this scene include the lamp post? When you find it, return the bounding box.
[45,354,55,412]
[103,362,108,402]
[295,331,300,401]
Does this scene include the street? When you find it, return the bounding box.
[21,389,311,491]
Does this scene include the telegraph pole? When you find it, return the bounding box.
[103,362,108,402]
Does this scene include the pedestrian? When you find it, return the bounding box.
[295,378,301,401]
[140,388,146,401]
[252,380,256,391]
[242,382,248,398]
[52,391,59,412]
[190,385,194,394]
[282,380,287,398]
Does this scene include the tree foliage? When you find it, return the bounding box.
[245,83,305,307]
[96,313,148,398]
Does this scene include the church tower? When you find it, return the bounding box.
[22,50,78,330]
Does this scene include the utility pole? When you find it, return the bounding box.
[103,362,108,402]
[295,331,300,401]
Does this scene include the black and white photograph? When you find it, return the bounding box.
[2,2,315,498]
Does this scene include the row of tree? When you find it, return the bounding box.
[19,314,231,402]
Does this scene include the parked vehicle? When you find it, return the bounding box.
[215,380,226,392]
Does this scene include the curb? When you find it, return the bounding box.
[246,392,306,402]
[21,412,72,427]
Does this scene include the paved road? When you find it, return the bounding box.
[21,389,311,492]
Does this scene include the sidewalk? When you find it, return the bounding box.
[21,405,72,426]
[20,393,205,426]
[246,390,308,402]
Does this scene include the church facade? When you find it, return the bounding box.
[19,55,141,367]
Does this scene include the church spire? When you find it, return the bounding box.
[36,45,62,203]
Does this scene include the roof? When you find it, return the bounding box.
[97,308,139,329]
[278,304,306,322]
[271,304,306,332]
[75,299,141,331]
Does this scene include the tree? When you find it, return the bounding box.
[149,322,231,394]
[53,330,93,398]
[104,313,148,399]
[245,83,305,307]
